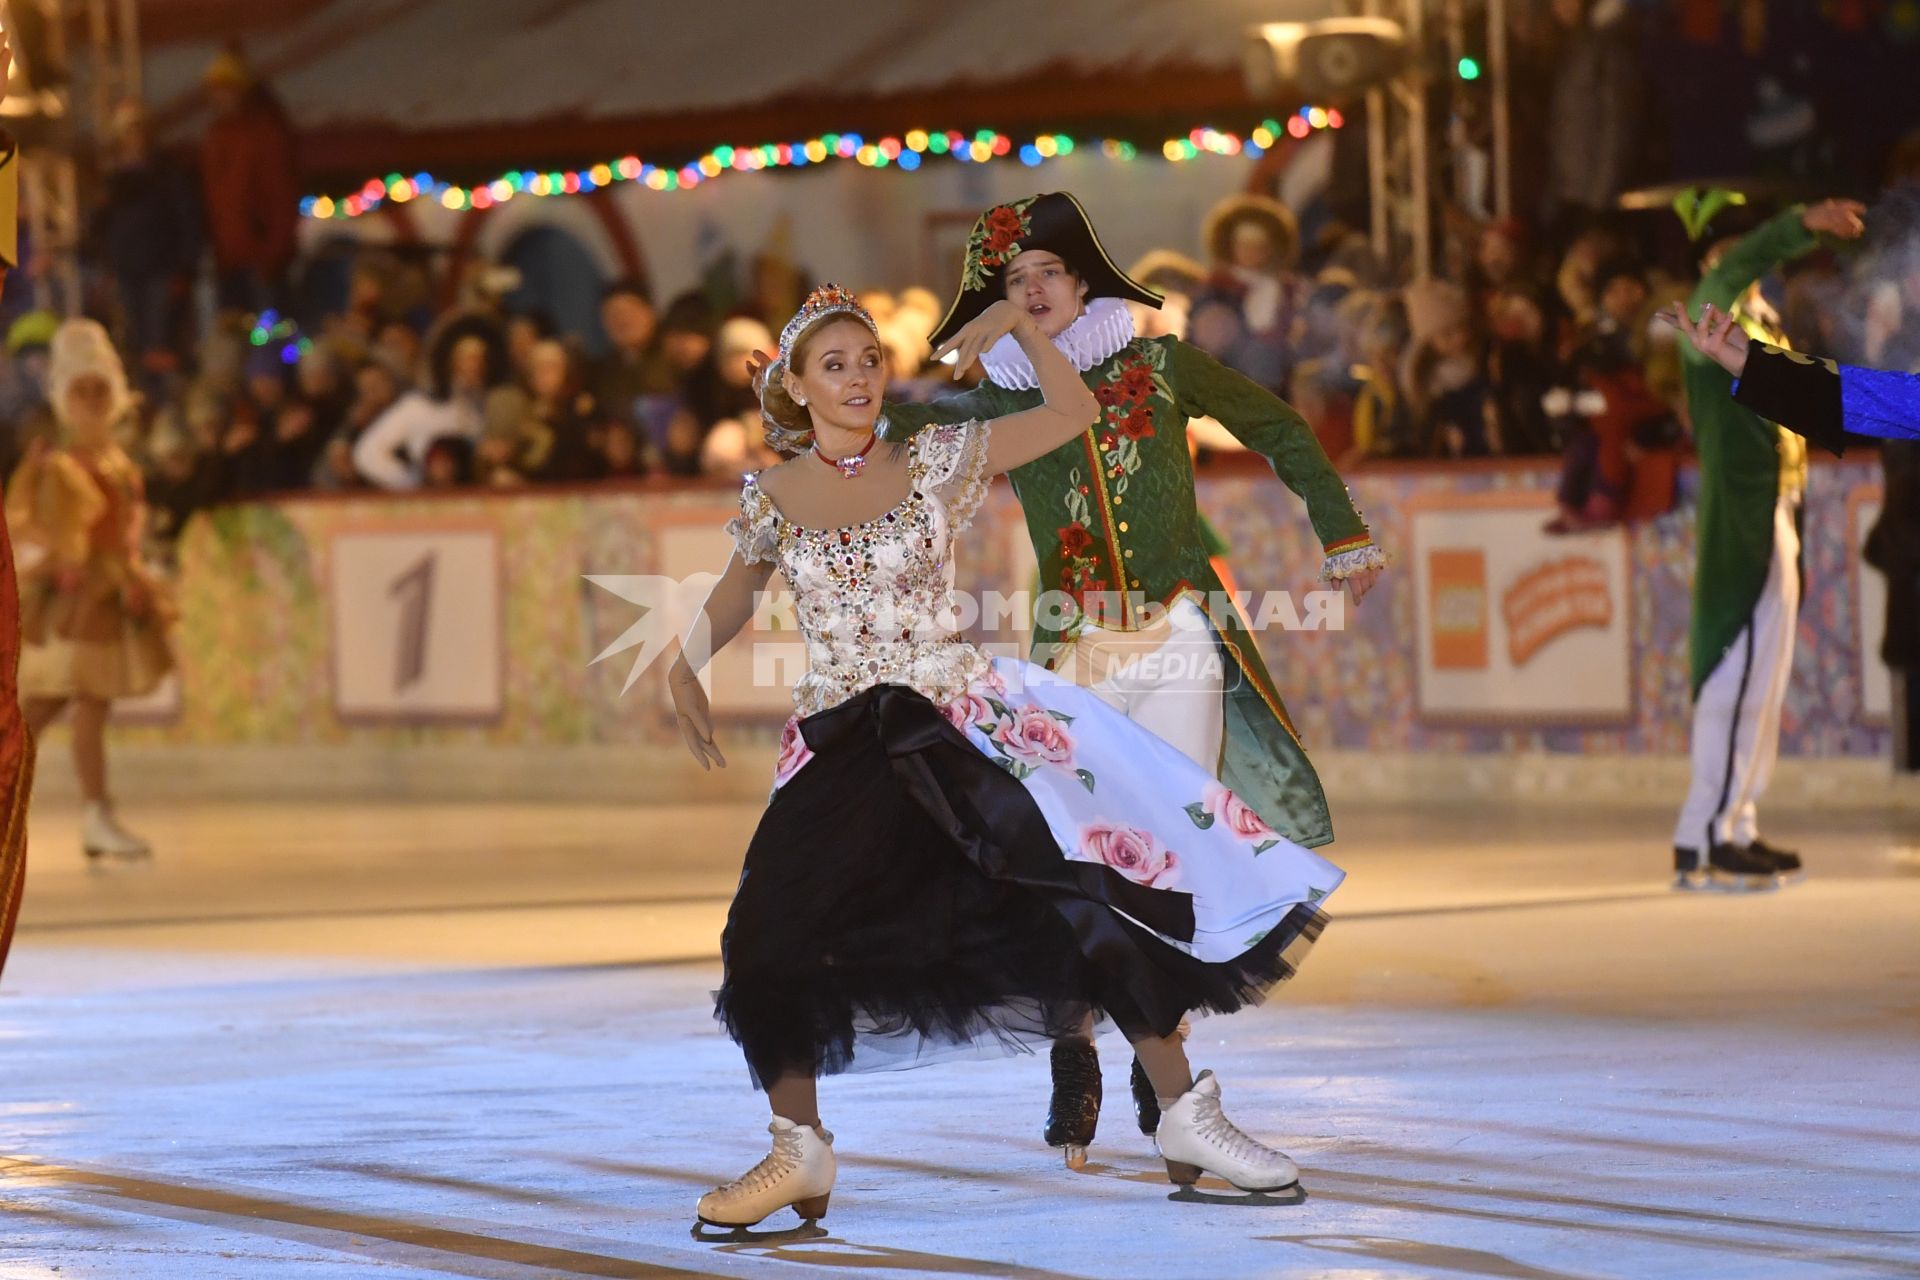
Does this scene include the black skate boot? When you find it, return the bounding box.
[1674,842,1778,892]
[1746,837,1803,882]
[1129,1056,1161,1139]
[1044,1041,1101,1170]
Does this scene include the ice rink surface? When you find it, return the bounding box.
[3,797,1918,1279]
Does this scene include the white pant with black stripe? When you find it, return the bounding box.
[1063,597,1227,773]
[1673,495,1801,853]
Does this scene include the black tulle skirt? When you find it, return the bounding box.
[713,683,1327,1089]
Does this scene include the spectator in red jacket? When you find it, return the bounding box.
[198,48,299,316]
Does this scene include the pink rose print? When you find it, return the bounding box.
[994,705,1076,770]
[941,689,995,736]
[1080,821,1181,889]
[1204,781,1281,850]
[773,716,815,788]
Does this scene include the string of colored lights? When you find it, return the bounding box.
[301,108,1345,221]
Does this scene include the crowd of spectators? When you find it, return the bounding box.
[1,1,1918,555]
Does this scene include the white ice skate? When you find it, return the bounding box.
[82,803,152,861]
[695,1116,835,1228]
[1155,1070,1299,1192]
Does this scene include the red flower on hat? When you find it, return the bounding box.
[962,197,1037,290]
[983,206,1025,257]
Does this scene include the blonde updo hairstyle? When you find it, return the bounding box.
[758,300,880,457]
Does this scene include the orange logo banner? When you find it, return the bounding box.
[1428,549,1488,670]
[1502,556,1612,667]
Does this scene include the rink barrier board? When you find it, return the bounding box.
[95,456,1890,762]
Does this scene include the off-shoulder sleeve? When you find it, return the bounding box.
[910,418,994,534]
[723,474,780,565]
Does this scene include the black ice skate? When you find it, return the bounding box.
[1044,1041,1101,1170]
[1673,843,1779,892]
[1129,1056,1161,1139]
[1745,837,1804,882]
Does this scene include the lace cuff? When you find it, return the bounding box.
[1319,534,1388,582]
[725,475,780,565]
[913,419,994,534]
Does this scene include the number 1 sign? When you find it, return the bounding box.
[329,528,504,722]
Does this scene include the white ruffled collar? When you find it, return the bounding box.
[979,296,1136,391]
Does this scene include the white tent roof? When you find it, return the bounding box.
[146,0,1341,131]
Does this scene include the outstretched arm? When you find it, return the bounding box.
[929,301,1101,475]
[666,549,776,770]
[1665,302,1920,453]
[1688,200,1862,323]
[1735,344,1920,453]
[1167,338,1383,600]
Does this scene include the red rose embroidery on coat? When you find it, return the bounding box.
[1117,364,1157,403]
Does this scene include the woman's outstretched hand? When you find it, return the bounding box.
[668,660,727,770]
[1660,302,1751,379]
[931,300,1028,380]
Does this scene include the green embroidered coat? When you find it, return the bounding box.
[886,334,1374,848]
[1683,207,1815,697]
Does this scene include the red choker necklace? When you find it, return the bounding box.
[812,433,876,478]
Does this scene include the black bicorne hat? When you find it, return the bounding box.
[929,192,1161,346]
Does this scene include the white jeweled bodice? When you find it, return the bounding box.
[727,420,995,717]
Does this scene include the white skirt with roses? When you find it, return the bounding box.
[720,656,1344,1083]
[772,656,1344,965]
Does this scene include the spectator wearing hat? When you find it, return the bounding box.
[1201,194,1308,392]
[198,46,300,315]
[1402,278,1492,457]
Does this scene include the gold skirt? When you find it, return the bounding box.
[15,562,176,702]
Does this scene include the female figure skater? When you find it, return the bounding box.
[6,320,174,860]
[669,285,1343,1227]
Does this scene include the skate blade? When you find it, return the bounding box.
[691,1219,827,1243]
[1063,1144,1089,1171]
[85,850,155,873]
[1676,869,1778,893]
[1168,1180,1308,1206]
